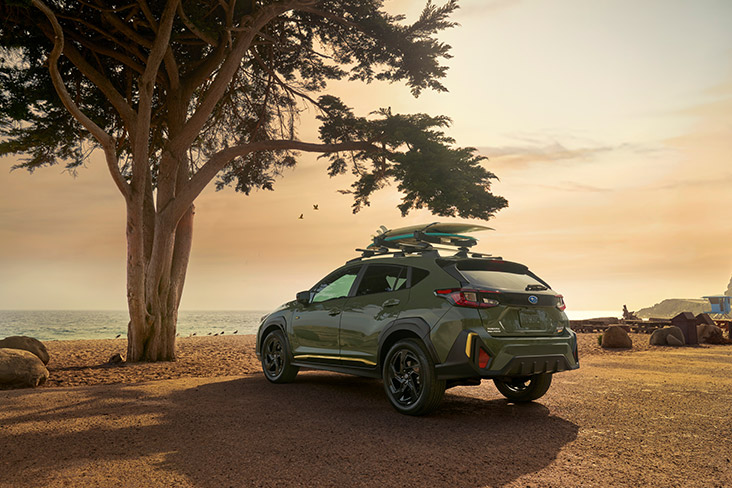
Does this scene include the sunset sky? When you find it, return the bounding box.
[1,0,731,313]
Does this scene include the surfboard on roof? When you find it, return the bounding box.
[368,222,492,249]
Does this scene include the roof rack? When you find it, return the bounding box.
[346,245,439,263]
[347,242,502,263]
[346,223,500,263]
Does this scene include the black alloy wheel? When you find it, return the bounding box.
[382,339,445,416]
[261,330,299,383]
[387,349,422,406]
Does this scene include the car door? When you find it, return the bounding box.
[339,264,410,367]
[290,265,362,363]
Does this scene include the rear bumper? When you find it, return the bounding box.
[434,329,579,380]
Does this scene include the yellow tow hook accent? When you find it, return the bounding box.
[465,332,478,358]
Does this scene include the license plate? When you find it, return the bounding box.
[519,310,546,330]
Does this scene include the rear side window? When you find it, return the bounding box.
[410,267,430,287]
[356,265,408,296]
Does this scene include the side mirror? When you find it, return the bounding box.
[296,291,311,305]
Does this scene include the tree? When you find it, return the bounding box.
[0,0,507,361]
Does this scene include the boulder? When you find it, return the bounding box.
[697,324,725,344]
[650,326,686,347]
[670,312,698,344]
[602,325,633,349]
[0,336,49,365]
[695,313,716,326]
[107,353,124,364]
[0,348,49,388]
[666,334,684,347]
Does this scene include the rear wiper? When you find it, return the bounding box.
[525,284,548,291]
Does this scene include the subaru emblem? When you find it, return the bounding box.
[528,295,538,304]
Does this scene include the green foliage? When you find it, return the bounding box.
[0,0,507,220]
[317,97,506,218]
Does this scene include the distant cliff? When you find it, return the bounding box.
[635,299,709,319]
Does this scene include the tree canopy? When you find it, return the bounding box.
[0,0,506,219]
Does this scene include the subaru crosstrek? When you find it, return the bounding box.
[256,223,579,415]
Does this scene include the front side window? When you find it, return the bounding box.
[356,265,408,296]
[311,267,360,303]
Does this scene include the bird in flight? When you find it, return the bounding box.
[298,213,304,219]
[313,204,319,210]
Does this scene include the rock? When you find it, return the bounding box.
[0,336,49,365]
[666,334,684,347]
[695,313,715,326]
[697,324,725,344]
[670,312,698,344]
[0,348,49,388]
[602,325,632,349]
[107,353,124,364]
[650,326,686,347]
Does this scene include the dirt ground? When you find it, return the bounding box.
[1,333,731,487]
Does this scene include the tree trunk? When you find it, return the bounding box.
[126,201,195,362]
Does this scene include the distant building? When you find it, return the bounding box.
[703,295,732,316]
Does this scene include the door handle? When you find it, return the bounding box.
[328,309,341,316]
[382,298,400,308]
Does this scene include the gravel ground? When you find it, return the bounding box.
[1,333,731,487]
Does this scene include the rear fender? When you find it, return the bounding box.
[377,318,440,369]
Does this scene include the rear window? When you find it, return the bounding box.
[458,270,546,292]
[443,259,550,292]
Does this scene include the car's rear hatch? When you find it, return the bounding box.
[438,258,567,336]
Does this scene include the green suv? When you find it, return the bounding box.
[256,223,579,415]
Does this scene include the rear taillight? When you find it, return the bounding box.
[435,288,500,308]
[555,295,566,311]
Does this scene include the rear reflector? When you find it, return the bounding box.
[478,348,491,369]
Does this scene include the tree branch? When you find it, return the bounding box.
[131,0,179,199]
[177,2,217,46]
[33,21,139,129]
[250,48,325,110]
[167,139,379,224]
[31,0,130,200]
[169,1,312,155]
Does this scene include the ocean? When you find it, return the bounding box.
[0,310,268,341]
[0,309,620,341]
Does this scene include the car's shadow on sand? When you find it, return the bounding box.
[1,372,578,487]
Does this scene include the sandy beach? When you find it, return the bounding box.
[1,333,731,487]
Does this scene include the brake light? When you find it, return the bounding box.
[478,348,491,368]
[435,288,500,308]
[555,295,566,311]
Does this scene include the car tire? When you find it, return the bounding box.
[382,338,446,416]
[261,329,299,383]
[493,373,552,402]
